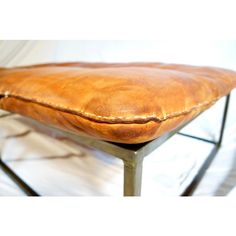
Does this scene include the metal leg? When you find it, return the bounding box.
[0,161,39,196]
[0,115,39,196]
[123,158,143,196]
[217,94,230,146]
[0,159,39,196]
[182,145,219,196]
[182,94,231,196]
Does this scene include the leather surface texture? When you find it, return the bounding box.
[0,62,236,144]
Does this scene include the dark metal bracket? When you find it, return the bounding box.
[0,94,231,196]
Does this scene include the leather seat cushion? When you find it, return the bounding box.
[0,62,236,144]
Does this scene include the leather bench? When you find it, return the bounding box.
[0,62,236,196]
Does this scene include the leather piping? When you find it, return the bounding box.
[0,93,217,124]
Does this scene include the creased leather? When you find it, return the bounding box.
[0,62,236,143]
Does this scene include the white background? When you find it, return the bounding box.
[1,40,236,70]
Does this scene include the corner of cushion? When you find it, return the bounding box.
[0,67,6,72]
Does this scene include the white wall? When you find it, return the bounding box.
[0,40,236,70]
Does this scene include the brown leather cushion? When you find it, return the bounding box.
[0,62,236,144]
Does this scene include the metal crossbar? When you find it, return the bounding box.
[0,159,39,196]
[0,94,231,196]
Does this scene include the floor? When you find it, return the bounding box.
[0,90,236,196]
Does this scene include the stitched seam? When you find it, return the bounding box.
[0,92,217,124]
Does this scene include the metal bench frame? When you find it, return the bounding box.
[0,94,231,196]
